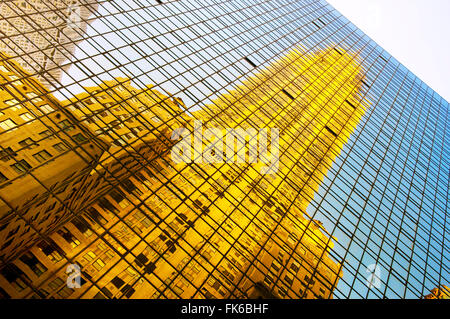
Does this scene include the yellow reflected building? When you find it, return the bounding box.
[0,45,369,299]
[0,52,106,262]
[424,285,450,300]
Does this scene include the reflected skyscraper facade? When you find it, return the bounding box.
[0,0,448,299]
[0,0,99,88]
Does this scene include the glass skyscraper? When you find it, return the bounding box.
[0,0,448,300]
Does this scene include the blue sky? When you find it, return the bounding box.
[327,0,450,102]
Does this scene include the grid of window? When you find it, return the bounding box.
[0,0,448,300]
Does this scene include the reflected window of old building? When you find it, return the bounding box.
[53,142,69,153]
[48,277,64,292]
[0,172,8,183]
[121,284,135,298]
[72,217,94,238]
[39,104,54,114]
[72,133,87,143]
[4,99,19,106]
[111,276,125,289]
[278,285,288,297]
[0,118,17,130]
[58,120,74,132]
[57,286,74,298]
[92,259,106,271]
[319,287,326,298]
[0,264,30,292]
[57,227,81,248]
[83,251,96,263]
[90,197,114,218]
[104,250,115,260]
[18,137,38,149]
[37,240,65,263]
[38,129,55,140]
[19,112,34,122]
[11,159,32,174]
[108,191,126,208]
[0,147,16,162]
[33,150,53,163]
[121,178,143,197]
[19,252,48,277]
[0,65,9,73]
